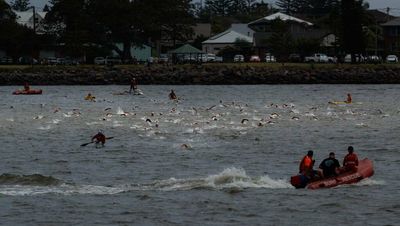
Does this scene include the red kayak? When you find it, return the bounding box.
[291,158,374,189]
[12,89,43,95]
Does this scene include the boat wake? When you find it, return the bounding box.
[0,168,292,196]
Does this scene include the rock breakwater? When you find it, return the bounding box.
[1,64,400,85]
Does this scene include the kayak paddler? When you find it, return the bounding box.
[345,93,352,103]
[92,131,106,147]
[24,82,30,91]
[85,93,96,101]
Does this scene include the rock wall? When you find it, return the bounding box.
[1,64,400,85]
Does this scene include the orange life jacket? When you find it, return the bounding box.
[343,153,358,166]
[299,155,313,174]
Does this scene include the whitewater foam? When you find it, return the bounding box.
[0,168,292,196]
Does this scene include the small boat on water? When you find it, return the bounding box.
[113,89,143,96]
[12,89,43,95]
[290,158,374,189]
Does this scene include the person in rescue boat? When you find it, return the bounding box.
[343,146,359,172]
[92,131,106,147]
[319,152,340,178]
[299,150,319,178]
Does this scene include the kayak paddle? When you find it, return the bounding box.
[80,137,114,147]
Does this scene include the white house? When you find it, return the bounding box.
[202,27,254,54]
[14,10,47,34]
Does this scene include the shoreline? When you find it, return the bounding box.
[1,64,400,85]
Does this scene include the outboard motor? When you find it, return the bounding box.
[290,174,309,188]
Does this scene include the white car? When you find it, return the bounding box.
[344,54,364,63]
[386,55,398,63]
[234,54,244,62]
[265,54,276,63]
[94,57,105,65]
[249,55,261,62]
[201,53,216,62]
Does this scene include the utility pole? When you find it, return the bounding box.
[375,20,378,56]
[32,6,36,34]
[386,7,390,22]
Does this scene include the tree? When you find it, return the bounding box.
[275,0,303,15]
[43,4,50,12]
[45,0,93,57]
[0,0,16,20]
[11,0,30,11]
[0,0,37,60]
[139,0,195,50]
[265,19,294,61]
[89,0,143,60]
[205,0,234,17]
[341,0,366,62]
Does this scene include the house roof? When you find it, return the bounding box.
[381,17,400,26]
[230,23,254,37]
[367,9,396,24]
[248,12,313,26]
[169,44,204,54]
[202,30,253,44]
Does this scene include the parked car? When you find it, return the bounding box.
[105,56,122,65]
[158,54,169,63]
[366,55,382,64]
[344,54,365,63]
[215,56,223,63]
[94,57,105,65]
[0,57,13,64]
[18,57,38,65]
[249,55,261,62]
[288,53,302,62]
[233,54,244,62]
[201,53,216,62]
[265,53,276,63]
[386,55,398,63]
[304,53,329,63]
[45,57,58,65]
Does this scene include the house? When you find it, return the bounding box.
[14,10,47,34]
[381,17,400,55]
[248,12,320,57]
[366,10,396,55]
[202,25,254,54]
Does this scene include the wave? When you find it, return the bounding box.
[0,168,292,196]
[352,178,386,187]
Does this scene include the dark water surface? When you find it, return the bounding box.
[0,85,398,225]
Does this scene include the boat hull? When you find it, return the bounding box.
[291,158,374,189]
[13,89,42,95]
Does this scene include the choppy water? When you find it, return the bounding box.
[0,85,399,225]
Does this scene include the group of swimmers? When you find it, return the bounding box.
[299,146,359,179]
